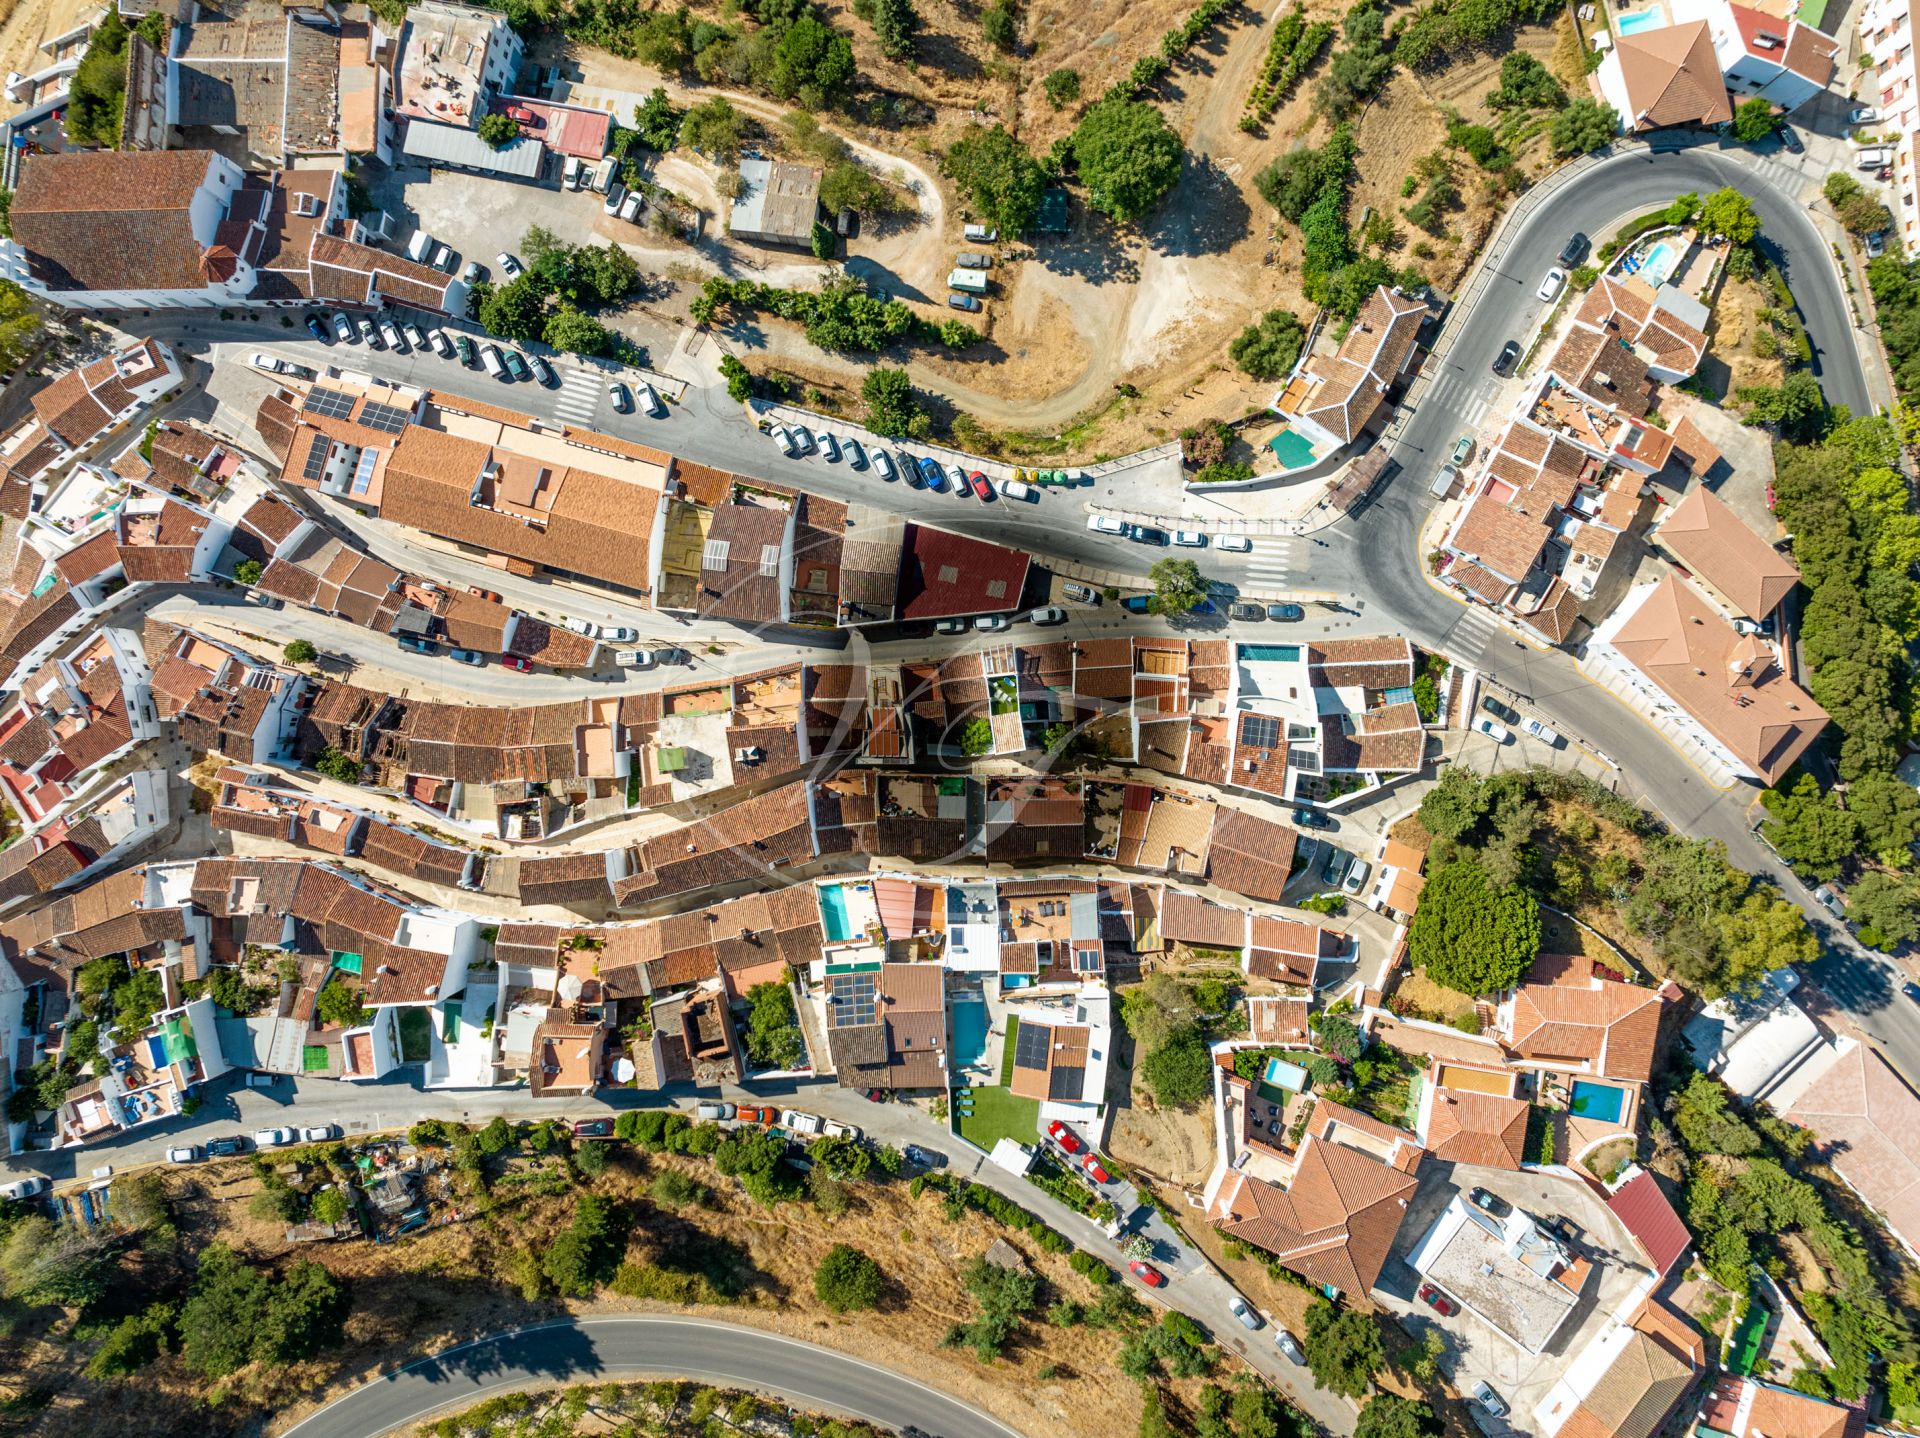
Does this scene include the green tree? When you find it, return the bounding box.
[1487,50,1563,109]
[1761,775,1858,881]
[743,981,806,1070]
[478,112,521,149]
[544,304,614,356]
[944,125,1048,235]
[814,1244,884,1311]
[1142,1023,1211,1107]
[770,17,855,108]
[87,1305,174,1378]
[634,87,681,149]
[1846,771,1920,861]
[810,219,837,259]
[959,717,994,755]
[1418,765,1489,841]
[1709,891,1818,997]
[1044,68,1081,109]
[310,1188,350,1225]
[821,161,897,215]
[478,274,548,342]
[982,0,1016,48]
[869,0,920,56]
[720,354,755,403]
[682,97,747,158]
[180,1244,348,1376]
[862,366,924,437]
[1550,98,1619,156]
[1303,1300,1384,1398]
[1731,97,1777,144]
[1357,1395,1440,1438]
[1847,869,1920,946]
[0,281,39,372]
[1407,861,1541,994]
[315,979,371,1029]
[1070,99,1184,222]
[1700,186,1761,245]
[282,638,318,664]
[233,558,263,586]
[543,1193,624,1297]
[1147,557,1206,617]
[1738,372,1828,442]
[0,1216,117,1307]
[1229,309,1305,380]
[313,746,362,783]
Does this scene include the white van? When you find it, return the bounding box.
[1857,147,1893,170]
[405,230,434,262]
[1087,514,1127,535]
[563,155,585,188]
[1430,464,1459,498]
[481,344,506,378]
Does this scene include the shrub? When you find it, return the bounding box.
[478,112,521,149]
[1044,68,1081,108]
[814,1244,884,1311]
[1229,309,1305,380]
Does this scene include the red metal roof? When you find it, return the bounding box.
[1606,1167,1691,1275]
[497,98,612,159]
[896,523,1032,620]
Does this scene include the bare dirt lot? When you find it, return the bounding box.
[549,0,1579,458]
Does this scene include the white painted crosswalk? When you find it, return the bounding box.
[1420,371,1491,429]
[550,366,602,423]
[1445,602,1507,664]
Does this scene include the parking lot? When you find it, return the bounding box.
[1374,1162,1654,1437]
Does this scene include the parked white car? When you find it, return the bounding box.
[252,1127,296,1148]
[249,352,286,373]
[430,329,454,356]
[873,450,896,481]
[166,1145,202,1164]
[1173,530,1207,547]
[1216,535,1253,553]
[0,1176,48,1199]
[822,1119,862,1140]
[300,1124,338,1143]
[1522,716,1562,746]
[635,381,661,415]
[814,430,840,461]
[781,1109,825,1135]
[769,423,796,455]
[975,614,1011,632]
[844,438,867,469]
[1536,267,1566,302]
[1475,715,1512,744]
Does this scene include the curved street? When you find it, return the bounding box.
[276,1315,1029,1438]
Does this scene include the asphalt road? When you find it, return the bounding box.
[277,1315,1029,1438]
[98,146,1920,1072]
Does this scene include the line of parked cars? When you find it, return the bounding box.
[767,422,1052,504]
[1086,515,1255,553]
[166,1122,339,1163]
[305,300,565,389]
[1475,693,1560,747]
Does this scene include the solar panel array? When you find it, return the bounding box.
[358,401,411,434]
[1013,1021,1051,1070]
[1242,715,1280,749]
[300,433,329,482]
[304,387,356,420]
[828,971,876,1027]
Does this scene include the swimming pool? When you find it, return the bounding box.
[951,999,990,1072]
[1569,1079,1626,1123]
[1614,9,1662,34]
[1639,238,1683,288]
[818,884,855,943]
[1240,644,1303,663]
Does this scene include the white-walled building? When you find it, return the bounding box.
[1862,0,1920,254]
[1670,0,1839,110]
[0,153,465,313]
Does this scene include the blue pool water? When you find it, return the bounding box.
[819,884,854,943]
[1240,644,1303,663]
[1615,10,1662,34]
[1569,1079,1626,1123]
[1637,239,1682,288]
[952,1000,990,1072]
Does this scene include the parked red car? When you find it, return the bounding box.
[968,471,993,500]
[1129,1260,1166,1288]
[1082,1154,1111,1184]
[1047,1120,1084,1154]
[571,1118,614,1139]
[500,654,534,673]
[734,1106,777,1125]
[1417,1284,1457,1317]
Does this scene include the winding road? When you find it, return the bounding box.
[279,1316,1028,1438]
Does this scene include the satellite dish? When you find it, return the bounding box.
[557,974,583,1002]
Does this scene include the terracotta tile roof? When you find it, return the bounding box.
[1784,1041,1920,1260]
[1248,994,1310,1042]
[1506,953,1664,1081]
[1743,1383,1863,1438]
[11,150,218,292]
[1669,417,1720,477]
[1655,485,1798,620]
[518,852,612,908]
[1211,1127,1419,1294]
[1558,1299,1701,1438]
[1158,889,1247,948]
[1206,808,1297,905]
[1247,915,1336,986]
[1607,575,1825,784]
[696,499,791,623]
[31,369,113,446]
[1423,1086,1529,1167]
[1300,288,1427,444]
[1781,20,1837,85]
[1451,562,1510,603]
[1308,637,1414,690]
[1451,491,1552,584]
[897,524,1032,620]
[1614,21,1732,130]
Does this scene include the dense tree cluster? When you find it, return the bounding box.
[1390,0,1559,70]
[943,125,1050,236]
[691,273,977,353]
